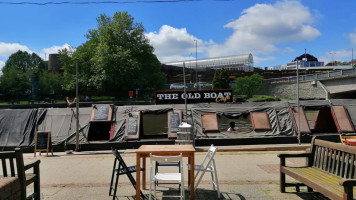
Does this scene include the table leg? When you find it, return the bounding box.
[143,157,146,190]
[189,154,195,199]
[136,154,141,200]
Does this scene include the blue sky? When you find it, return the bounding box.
[0,0,356,70]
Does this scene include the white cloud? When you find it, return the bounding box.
[0,60,5,69]
[319,50,354,64]
[254,56,277,65]
[39,43,72,60]
[145,25,205,62]
[0,42,32,57]
[207,0,320,57]
[147,1,320,65]
[0,42,73,72]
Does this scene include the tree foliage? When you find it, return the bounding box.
[212,68,230,89]
[60,12,166,95]
[0,51,47,97]
[0,50,64,99]
[0,65,31,96]
[233,73,263,98]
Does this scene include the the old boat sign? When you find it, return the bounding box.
[155,89,233,104]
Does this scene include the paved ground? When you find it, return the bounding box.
[22,144,328,200]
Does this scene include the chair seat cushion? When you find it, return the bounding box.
[154,173,182,181]
[0,177,21,200]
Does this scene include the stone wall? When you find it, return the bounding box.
[259,81,327,100]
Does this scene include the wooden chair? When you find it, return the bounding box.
[109,148,145,200]
[0,148,41,200]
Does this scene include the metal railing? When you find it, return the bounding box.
[264,68,356,84]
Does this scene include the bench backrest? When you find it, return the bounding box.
[311,138,356,179]
[0,149,26,197]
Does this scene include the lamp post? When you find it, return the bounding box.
[194,40,198,83]
[296,59,300,145]
[329,52,336,66]
[75,61,80,152]
[183,62,187,119]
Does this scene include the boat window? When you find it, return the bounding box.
[250,112,272,131]
[201,113,219,132]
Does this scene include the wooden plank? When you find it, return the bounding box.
[349,153,354,178]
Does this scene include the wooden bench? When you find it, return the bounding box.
[279,137,356,200]
[0,148,40,200]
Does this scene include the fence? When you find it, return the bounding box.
[264,68,356,84]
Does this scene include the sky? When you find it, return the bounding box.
[0,0,356,71]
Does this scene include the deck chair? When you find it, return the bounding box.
[194,144,220,198]
[0,148,41,200]
[149,153,185,200]
[109,148,145,200]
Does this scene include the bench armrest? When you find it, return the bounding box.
[340,179,356,187]
[24,160,41,171]
[278,153,311,167]
[278,152,311,158]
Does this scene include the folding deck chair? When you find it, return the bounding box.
[194,144,220,198]
[149,153,185,200]
[109,148,145,199]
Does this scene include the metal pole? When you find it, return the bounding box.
[195,40,198,83]
[75,61,80,152]
[296,59,300,145]
[183,62,187,119]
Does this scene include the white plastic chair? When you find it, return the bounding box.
[149,153,185,200]
[194,144,220,198]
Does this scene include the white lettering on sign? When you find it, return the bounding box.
[181,93,201,99]
[157,94,164,100]
[156,90,232,102]
[157,93,179,100]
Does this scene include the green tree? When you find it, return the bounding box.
[233,73,263,98]
[0,65,30,96]
[38,71,63,97]
[4,50,46,72]
[0,51,47,97]
[60,12,166,96]
[212,68,230,89]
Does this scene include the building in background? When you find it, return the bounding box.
[164,54,254,72]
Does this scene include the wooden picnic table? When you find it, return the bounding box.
[135,144,196,199]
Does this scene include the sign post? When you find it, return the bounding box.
[34,131,53,157]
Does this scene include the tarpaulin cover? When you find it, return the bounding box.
[0,100,355,148]
[190,102,295,137]
[0,108,47,148]
[36,107,91,145]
